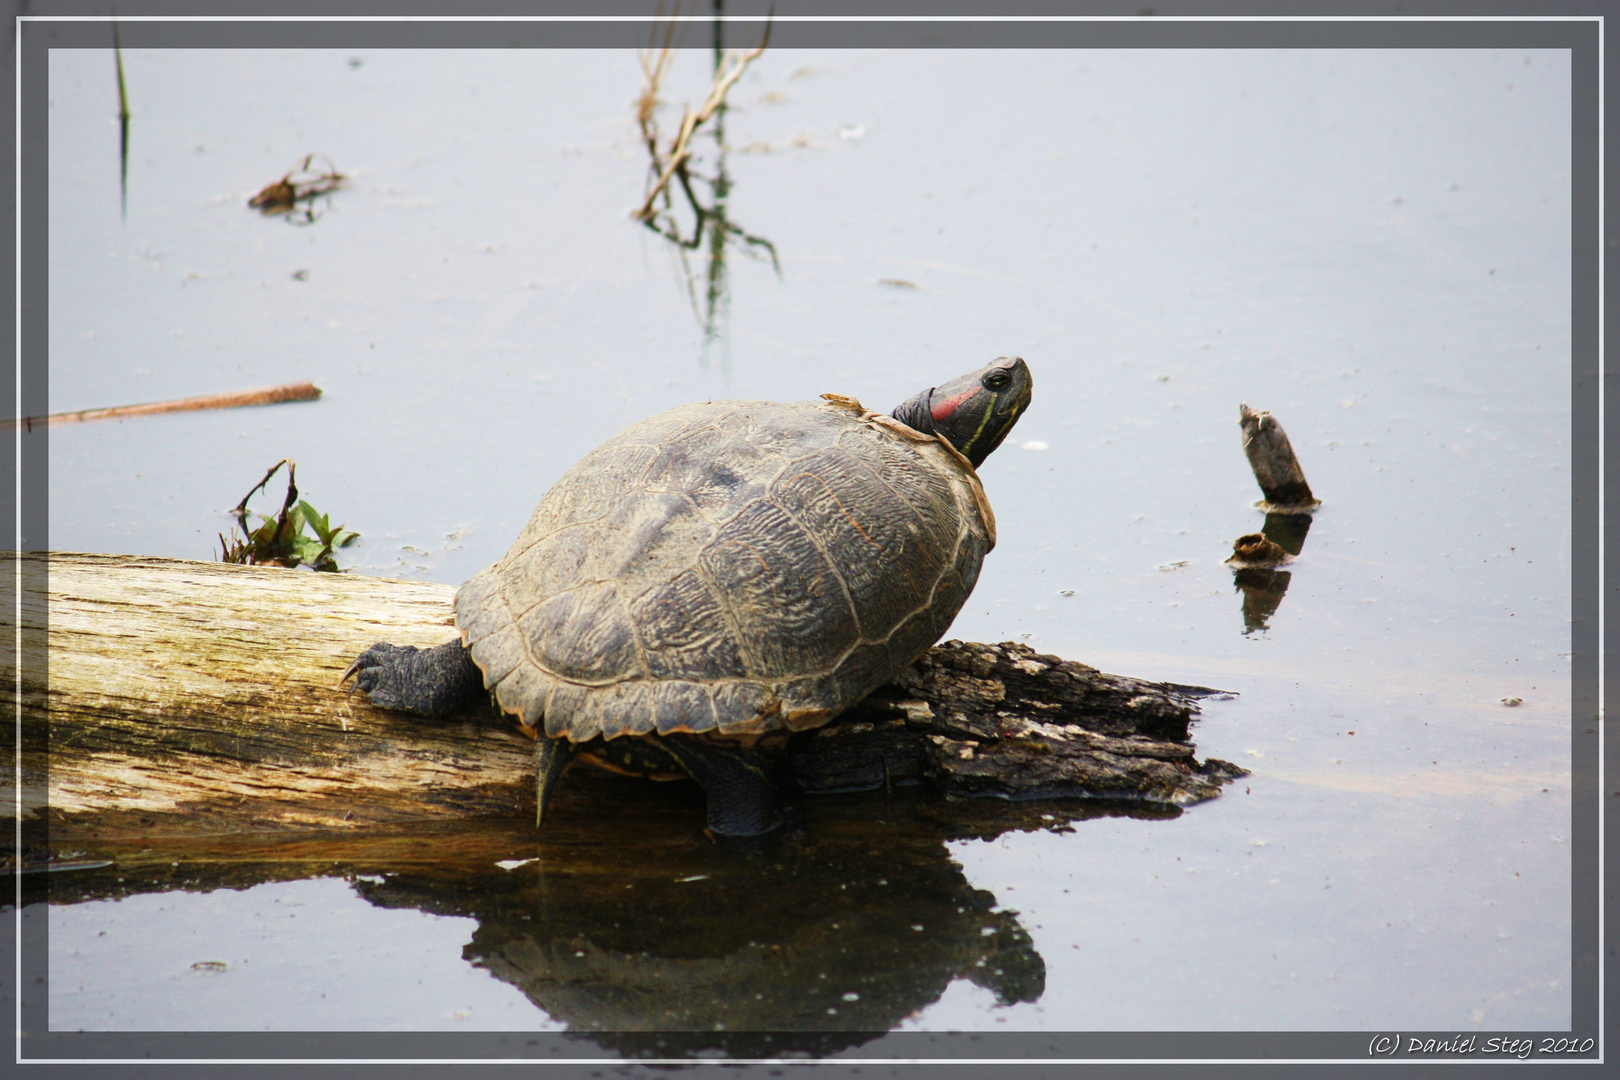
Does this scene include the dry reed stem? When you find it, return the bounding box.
[636,10,682,144]
[635,40,769,221]
[5,381,322,430]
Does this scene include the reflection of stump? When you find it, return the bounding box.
[1239,403,1319,511]
[1259,510,1312,555]
[1234,567,1291,634]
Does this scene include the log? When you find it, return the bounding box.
[8,553,1242,845]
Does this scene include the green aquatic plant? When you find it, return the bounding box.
[114,16,129,220]
[218,459,358,573]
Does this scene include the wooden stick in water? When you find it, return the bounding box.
[1238,402,1320,512]
[5,381,321,430]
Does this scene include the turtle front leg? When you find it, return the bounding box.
[342,638,483,717]
[659,737,782,837]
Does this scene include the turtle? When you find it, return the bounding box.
[344,357,1032,835]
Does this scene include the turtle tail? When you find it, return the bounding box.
[535,736,578,828]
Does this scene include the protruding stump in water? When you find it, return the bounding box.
[1238,403,1320,512]
[1225,532,1292,569]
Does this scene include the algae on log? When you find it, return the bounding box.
[9,553,1243,842]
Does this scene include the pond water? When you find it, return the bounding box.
[32,42,1574,1050]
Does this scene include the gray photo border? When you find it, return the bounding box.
[5,1,1605,1072]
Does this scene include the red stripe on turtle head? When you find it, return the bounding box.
[930,387,979,423]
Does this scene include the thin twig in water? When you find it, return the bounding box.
[4,382,322,431]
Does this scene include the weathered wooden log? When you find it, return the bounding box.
[1238,402,1320,511]
[8,553,1241,844]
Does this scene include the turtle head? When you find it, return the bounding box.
[890,357,1032,469]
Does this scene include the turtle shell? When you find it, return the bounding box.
[453,395,996,743]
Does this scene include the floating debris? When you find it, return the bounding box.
[496,858,537,871]
[249,153,347,222]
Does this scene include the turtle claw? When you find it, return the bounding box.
[339,654,369,689]
[342,642,415,709]
[341,639,483,717]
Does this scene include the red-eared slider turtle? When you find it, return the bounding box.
[345,357,1032,835]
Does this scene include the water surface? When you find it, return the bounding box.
[39,46,1572,1039]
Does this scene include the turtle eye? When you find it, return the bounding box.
[982,369,1012,392]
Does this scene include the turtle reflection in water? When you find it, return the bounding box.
[351,795,1057,1056]
[346,359,1033,834]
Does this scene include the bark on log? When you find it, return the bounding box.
[9,553,1242,843]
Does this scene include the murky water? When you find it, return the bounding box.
[36,46,1572,1041]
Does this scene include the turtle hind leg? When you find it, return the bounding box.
[659,737,782,837]
[535,736,579,828]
